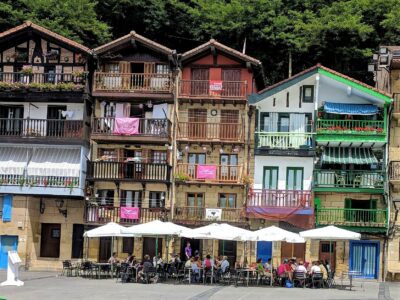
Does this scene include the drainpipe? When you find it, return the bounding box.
[312,74,320,211]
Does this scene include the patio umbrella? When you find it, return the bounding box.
[180,223,255,284]
[123,220,194,260]
[83,222,130,260]
[253,226,305,286]
[299,226,361,270]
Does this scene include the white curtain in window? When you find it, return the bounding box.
[267,112,279,132]
[289,114,306,147]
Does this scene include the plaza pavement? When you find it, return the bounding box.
[0,270,397,300]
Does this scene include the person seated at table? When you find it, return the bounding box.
[310,261,321,275]
[138,254,153,282]
[126,253,136,265]
[318,260,328,280]
[278,259,293,282]
[185,257,193,268]
[216,256,229,276]
[191,257,201,283]
[214,256,221,268]
[324,259,331,273]
[295,261,307,274]
[290,258,298,271]
[264,258,272,272]
[203,254,214,271]
[108,252,119,264]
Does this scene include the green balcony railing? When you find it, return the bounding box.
[316,208,387,228]
[255,132,314,149]
[316,119,385,135]
[313,170,385,190]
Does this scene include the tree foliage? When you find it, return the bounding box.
[2,0,400,84]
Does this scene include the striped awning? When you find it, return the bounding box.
[322,147,378,165]
[0,147,29,175]
[27,148,81,177]
[324,102,378,115]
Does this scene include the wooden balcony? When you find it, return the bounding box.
[0,118,85,143]
[248,190,312,208]
[316,119,386,145]
[313,170,385,193]
[173,206,246,224]
[91,117,171,143]
[85,205,169,225]
[93,72,172,95]
[177,122,244,143]
[316,208,387,231]
[175,163,243,184]
[255,132,314,149]
[179,80,247,100]
[0,173,79,188]
[87,161,171,183]
[0,72,86,91]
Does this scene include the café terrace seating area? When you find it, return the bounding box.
[62,221,362,290]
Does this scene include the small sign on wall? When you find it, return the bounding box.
[205,208,222,221]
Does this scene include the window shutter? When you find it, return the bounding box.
[345,198,352,209]
[2,194,12,222]
[299,86,303,108]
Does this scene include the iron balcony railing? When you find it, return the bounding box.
[0,118,84,139]
[177,122,244,142]
[313,170,385,189]
[0,72,86,85]
[316,119,385,135]
[0,174,79,188]
[91,117,171,139]
[93,72,172,93]
[173,206,245,223]
[248,190,312,207]
[179,80,247,99]
[255,132,314,149]
[316,208,387,228]
[87,161,171,182]
[85,205,169,225]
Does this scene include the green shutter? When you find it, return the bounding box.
[370,199,378,222]
[344,198,352,222]
[314,197,321,209]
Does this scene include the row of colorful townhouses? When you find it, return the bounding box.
[0,22,399,281]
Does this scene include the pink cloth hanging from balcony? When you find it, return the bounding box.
[196,164,217,179]
[113,118,139,135]
[120,207,140,220]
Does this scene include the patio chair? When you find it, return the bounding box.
[234,269,247,287]
[61,260,74,277]
[335,174,346,187]
[157,263,168,282]
[204,267,214,284]
[79,261,92,278]
[326,271,336,288]
[219,267,231,285]
[143,266,158,284]
[117,263,132,283]
[311,272,324,288]
[90,262,100,279]
[293,271,307,288]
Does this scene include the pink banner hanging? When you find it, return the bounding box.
[196,164,217,179]
[120,207,140,220]
[113,118,139,135]
[209,80,223,95]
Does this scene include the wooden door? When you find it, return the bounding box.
[47,105,67,137]
[220,110,239,140]
[218,240,237,266]
[71,224,84,259]
[319,241,336,271]
[188,109,207,139]
[143,237,163,258]
[99,237,111,262]
[281,241,305,262]
[187,193,204,219]
[191,68,209,96]
[222,69,241,97]
[40,223,61,258]
[119,61,130,89]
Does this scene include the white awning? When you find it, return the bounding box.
[0,147,29,175]
[27,148,81,177]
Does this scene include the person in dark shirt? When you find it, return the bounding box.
[138,254,153,281]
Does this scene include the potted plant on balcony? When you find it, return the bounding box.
[174,172,190,182]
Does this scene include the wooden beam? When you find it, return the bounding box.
[130,38,137,49]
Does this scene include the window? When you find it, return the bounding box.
[122,237,134,253]
[302,85,314,103]
[99,149,117,161]
[278,114,290,132]
[187,193,204,218]
[263,167,279,189]
[156,64,170,74]
[218,194,236,208]
[120,190,142,207]
[97,190,114,206]
[260,112,270,132]
[105,63,120,73]
[152,151,167,164]
[15,47,28,62]
[149,192,165,208]
[286,167,303,190]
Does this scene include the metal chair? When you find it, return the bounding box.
[326,271,336,288]
[293,271,307,288]
[61,260,74,277]
[311,272,324,288]
[143,266,157,284]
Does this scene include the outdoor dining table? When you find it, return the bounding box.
[235,268,256,286]
[341,271,363,291]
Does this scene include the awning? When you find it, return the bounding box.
[27,148,81,177]
[324,102,378,115]
[0,147,29,175]
[322,147,378,165]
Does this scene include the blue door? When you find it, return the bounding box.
[0,235,18,269]
[349,241,379,279]
[256,241,272,263]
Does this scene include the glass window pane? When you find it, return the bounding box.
[271,169,278,189]
[264,170,271,189]
[295,170,303,190]
[287,170,294,190]
[228,194,236,208]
